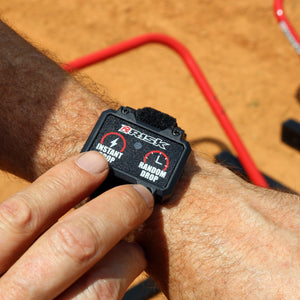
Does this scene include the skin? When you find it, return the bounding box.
[1,19,300,299]
[136,154,300,298]
[0,20,112,180]
[0,151,154,299]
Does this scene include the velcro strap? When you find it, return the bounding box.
[136,107,177,130]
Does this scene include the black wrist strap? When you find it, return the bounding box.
[136,107,178,130]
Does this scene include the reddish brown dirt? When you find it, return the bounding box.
[1,0,300,298]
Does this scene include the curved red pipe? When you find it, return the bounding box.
[63,33,269,188]
[274,0,300,55]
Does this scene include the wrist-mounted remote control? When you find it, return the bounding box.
[81,106,191,202]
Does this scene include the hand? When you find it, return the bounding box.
[135,153,300,299]
[0,151,154,299]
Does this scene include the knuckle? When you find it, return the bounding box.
[43,172,72,194]
[50,219,99,264]
[0,194,35,233]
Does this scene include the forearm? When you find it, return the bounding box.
[0,20,113,181]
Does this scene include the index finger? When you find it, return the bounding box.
[0,151,109,274]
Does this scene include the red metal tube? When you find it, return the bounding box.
[63,33,269,188]
[274,0,300,55]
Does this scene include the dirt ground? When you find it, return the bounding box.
[0,0,300,298]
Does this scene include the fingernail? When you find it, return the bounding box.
[133,184,154,209]
[76,151,108,174]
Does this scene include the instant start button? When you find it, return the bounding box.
[95,132,126,163]
[96,143,123,163]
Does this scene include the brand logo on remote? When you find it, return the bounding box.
[119,125,169,150]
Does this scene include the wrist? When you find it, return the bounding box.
[134,152,262,298]
[135,152,300,298]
